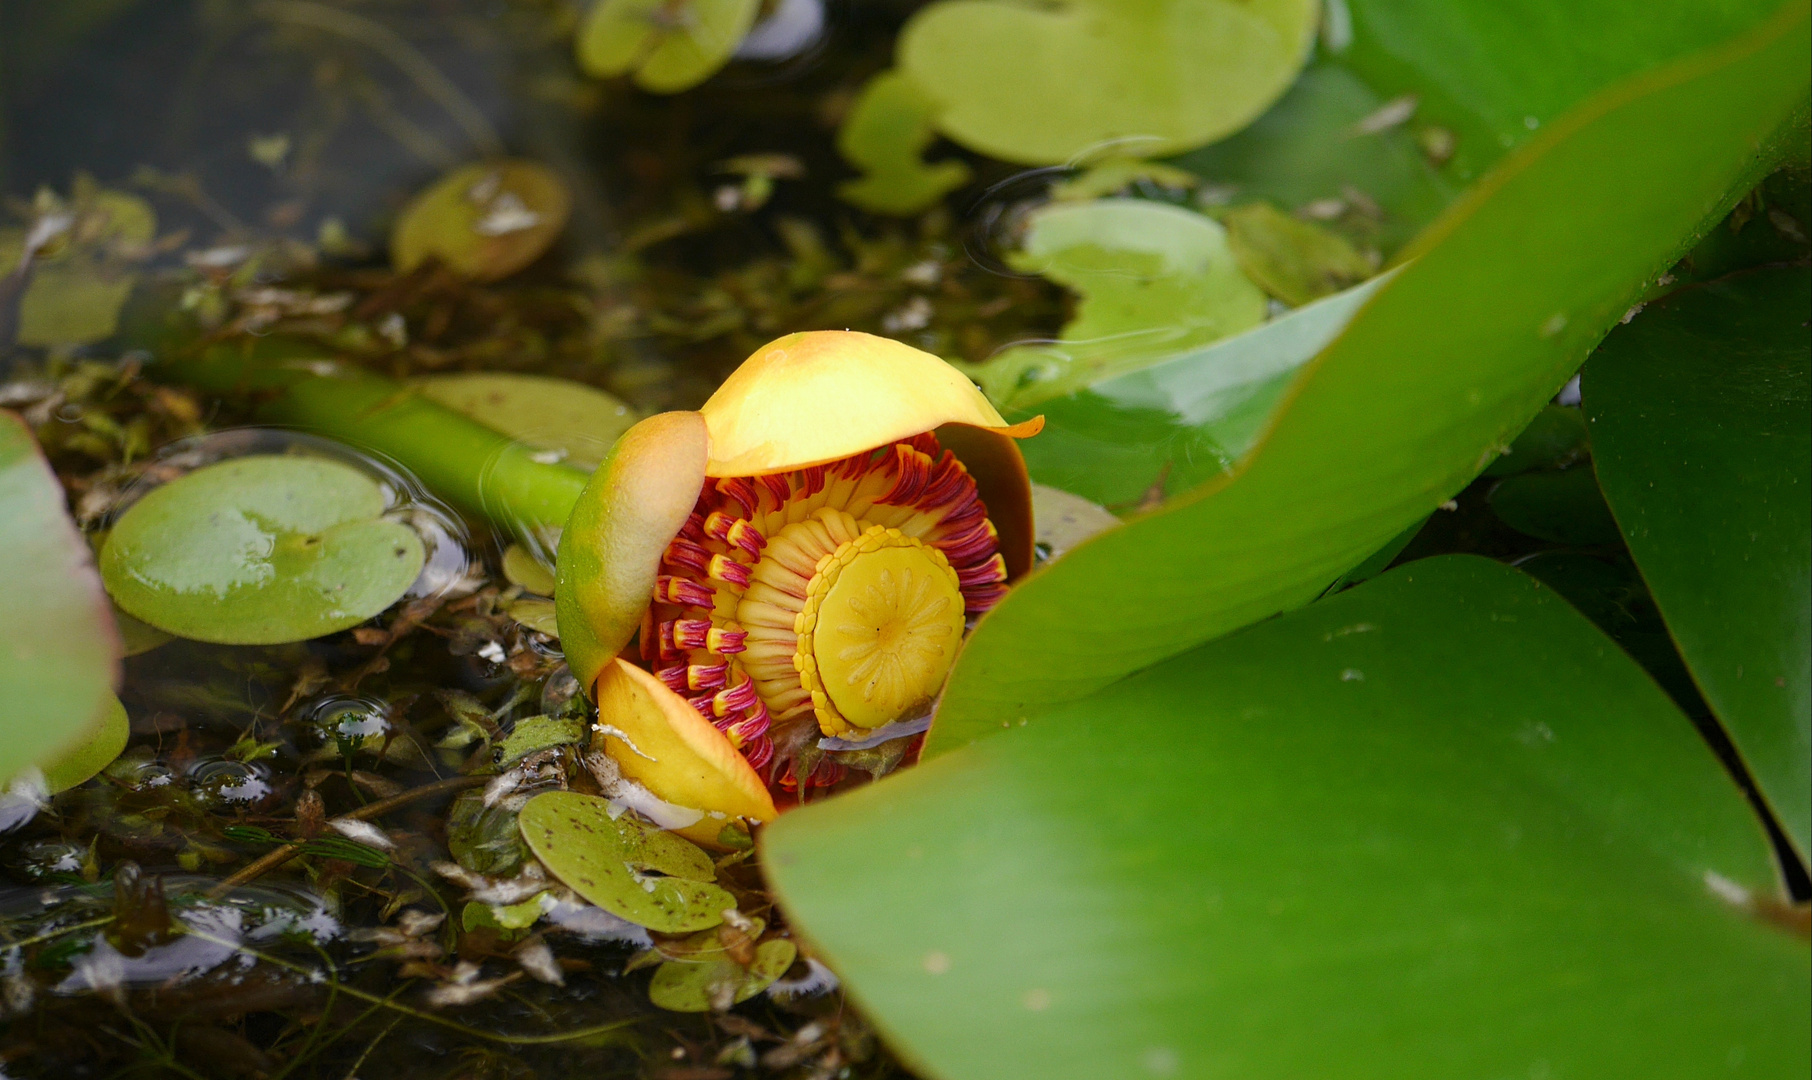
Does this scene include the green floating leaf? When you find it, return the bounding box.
[1481,403,1587,477]
[969,199,1266,407]
[930,4,1811,752]
[501,543,559,595]
[1170,63,1457,252]
[100,455,426,645]
[0,412,119,785]
[0,180,155,346]
[518,790,733,934]
[1487,465,1621,545]
[647,917,796,1012]
[897,0,1319,165]
[410,372,639,472]
[1585,265,1812,863]
[497,714,584,764]
[391,160,571,282]
[1222,201,1376,306]
[836,71,972,216]
[575,0,760,93]
[41,696,129,794]
[767,557,1805,1080]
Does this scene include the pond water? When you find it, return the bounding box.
[3,1,1765,1077]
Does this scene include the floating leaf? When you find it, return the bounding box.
[649,926,796,1012]
[1480,402,1587,477]
[1222,200,1375,306]
[447,789,530,877]
[929,4,1811,750]
[501,543,559,595]
[41,696,129,794]
[518,790,733,934]
[968,200,1266,406]
[505,597,561,637]
[1031,483,1120,561]
[1487,465,1621,545]
[0,181,155,346]
[767,558,1805,1080]
[897,0,1319,165]
[498,714,583,764]
[391,161,571,282]
[410,372,638,471]
[1586,265,1812,861]
[100,455,426,645]
[836,71,972,216]
[575,0,760,93]
[0,412,119,785]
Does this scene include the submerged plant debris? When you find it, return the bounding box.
[1,1,1805,1078]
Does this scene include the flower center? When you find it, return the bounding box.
[796,529,965,733]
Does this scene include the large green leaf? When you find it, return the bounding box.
[1340,0,1790,181]
[766,557,1805,1080]
[929,3,1811,753]
[1584,266,1812,863]
[0,412,119,784]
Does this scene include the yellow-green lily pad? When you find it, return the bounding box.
[649,921,797,1012]
[0,181,155,346]
[518,790,734,934]
[410,373,638,471]
[391,161,571,282]
[837,70,972,216]
[575,0,761,93]
[99,456,426,645]
[42,695,130,794]
[897,0,1319,165]
[1222,201,1375,307]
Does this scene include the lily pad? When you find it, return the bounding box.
[0,181,155,346]
[501,543,559,595]
[518,790,734,934]
[836,70,972,216]
[391,161,571,282]
[649,927,796,1012]
[897,0,1319,165]
[575,0,760,93]
[1487,465,1621,545]
[1031,483,1121,561]
[497,714,584,764]
[968,200,1266,406]
[0,412,119,785]
[41,696,129,795]
[410,372,638,472]
[1222,201,1375,306]
[99,455,426,645]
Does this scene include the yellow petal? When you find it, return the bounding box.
[699,331,1042,477]
[594,658,778,848]
[556,412,707,695]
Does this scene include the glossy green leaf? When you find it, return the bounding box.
[1487,466,1621,545]
[1010,272,1391,509]
[965,200,1267,408]
[0,412,120,785]
[897,0,1318,165]
[391,160,571,282]
[836,71,972,216]
[1222,201,1376,306]
[575,0,760,93]
[930,4,1811,753]
[1339,0,1789,181]
[767,557,1805,1080]
[100,455,426,645]
[1169,63,1457,252]
[41,696,130,794]
[410,372,639,471]
[1584,266,1812,862]
[1481,403,1588,477]
[518,791,734,934]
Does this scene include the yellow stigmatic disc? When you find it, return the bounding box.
[794,527,966,734]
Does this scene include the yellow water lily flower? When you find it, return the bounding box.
[556,331,1039,840]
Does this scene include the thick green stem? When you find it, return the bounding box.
[156,339,589,538]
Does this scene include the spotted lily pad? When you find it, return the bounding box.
[391,161,571,282]
[649,920,796,1012]
[897,0,1319,165]
[837,71,972,216]
[99,455,426,645]
[410,373,638,471]
[1222,201,1375,307]
[518,790,734,933]
[575,0,761,93]
[966,199,1266,406]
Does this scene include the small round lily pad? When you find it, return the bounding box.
[649,929,796,1012]
[518,790,735,934]
[391,160,571,282]
[100,455,425,645]
[42,696,130,794]
[411,373,638,471]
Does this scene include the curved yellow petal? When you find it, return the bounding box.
[556,412,708,695]
[594,658,779,848]
[699,331,1042,477]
